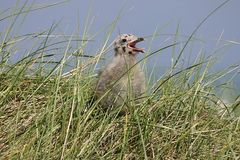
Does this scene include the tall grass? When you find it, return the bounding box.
[0,1,240,159]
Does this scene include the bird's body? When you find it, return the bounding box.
[95,34,146,108]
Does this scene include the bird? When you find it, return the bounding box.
[95,34,146,110]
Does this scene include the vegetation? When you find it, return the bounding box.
[0,1,239,159]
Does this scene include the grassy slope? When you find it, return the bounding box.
[0,61,240,159]
[0,52,239,159]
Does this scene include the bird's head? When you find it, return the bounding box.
[114,34,144,56]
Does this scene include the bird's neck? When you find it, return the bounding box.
[114,52,137,67]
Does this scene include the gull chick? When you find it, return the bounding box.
[96,34,146,108]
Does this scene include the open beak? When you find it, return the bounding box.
[128,37,145,53]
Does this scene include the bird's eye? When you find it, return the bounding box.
[122,39,127,43]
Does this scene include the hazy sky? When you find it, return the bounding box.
[1,0,240,87]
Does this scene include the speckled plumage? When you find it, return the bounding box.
[95,34,146,108]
